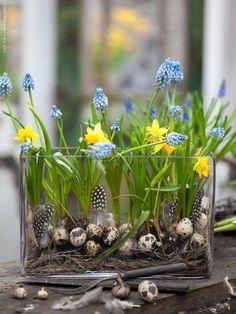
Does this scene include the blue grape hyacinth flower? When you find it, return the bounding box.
[165,132,188,146]
[86,142,115,159]
[124,99,134,113]
[183,112,189,123]
[210,127,225,141]
[153,58,184,89]
[93,87,108,112]
[111,119,120,132]
[22,73,35,91]
[0,73,12,97]
[168,105,182,120]
[50,105,62,120]
[20,143,33,153]
[150,107,157,118]
[217,80,226,98]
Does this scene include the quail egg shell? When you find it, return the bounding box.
[70,227,87,247]
[138,280,158,303]
[176,218,193,240]
[103,227,120,246]
[85,240,101,257]
[138,233,157,251]
[53,227,69,246]
[86,223,103,239]
[190,233,205,249]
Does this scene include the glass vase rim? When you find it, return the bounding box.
[20,147,215,160]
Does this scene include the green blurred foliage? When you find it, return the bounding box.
[57,0,80,145]
[188,0,204,92]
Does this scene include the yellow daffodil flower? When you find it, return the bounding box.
[146,119,174,155]
[85,122,110,145]
[146,119,168,142]
[14,124,39,145]
[193,157,209,178]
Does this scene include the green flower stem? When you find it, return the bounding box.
[28,89,44,147]
[56,120,69,155]
[120,140,165,156]
[102,112,111,139]
[144,89,158,138]
[5,97,18,132]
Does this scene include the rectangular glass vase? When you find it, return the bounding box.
[20,150,215,277]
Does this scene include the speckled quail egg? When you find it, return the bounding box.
[103,227,120,246]
[86,223,103,240]
[85,240,101,257]
[190,233,205,249]
[138,233,157,252]
[70,227,87,247]
[138,280,158,303]
[176,218,193,240]
[118,238,137,256]
[118,223,132,236]
[53,227,69,246]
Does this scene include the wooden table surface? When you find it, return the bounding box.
[0,234,236,314]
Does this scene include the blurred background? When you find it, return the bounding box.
[0,0,236,262]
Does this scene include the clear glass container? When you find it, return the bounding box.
[20,149,215,277]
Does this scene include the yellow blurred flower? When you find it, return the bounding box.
[193,157,209,178]
[112,8,149,33]
[14,125,39,145]
[85,123,110,145]
[107,26,130,52]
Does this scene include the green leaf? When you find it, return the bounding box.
[145,185,181,192]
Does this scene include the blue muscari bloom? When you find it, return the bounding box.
[20,143,33,153]
[217,80,226,98]
[153,58,184,89]
[22,73,35,91]
[0,72,12,97]
[168,105,182,120]
[111,119,120,132]
[185,98,192,107]
[210,127,225,141]
[183,112,189,122]
[124,99,134,113]
[50,105,62,120]
[93,87,108,112]
[86,142,115,159]
[165,132,188,146]
[150,107,157,118]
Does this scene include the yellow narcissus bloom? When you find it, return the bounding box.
[14,124,39,145]
[146,119,174,155]
[85,122,110,145]
[193,157,209,178]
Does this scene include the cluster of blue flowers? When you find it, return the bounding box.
[210,127,225,141]
[86,143,115,159]
[50,105,63,120]
[124,99,134,113]
[20,143,33,153]
[168,105,182,120]
[93,88,108,112]
[165,132,188,146]
[0,73,12,97]
[153,58,184,89]
[22,73,35,91]
[111,119,120,132]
